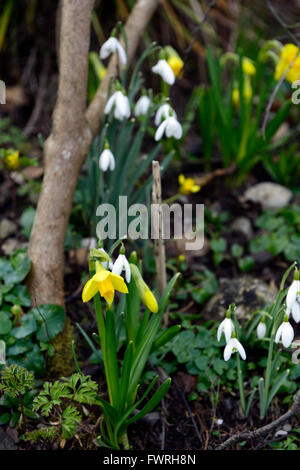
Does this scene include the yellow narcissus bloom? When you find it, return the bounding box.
[275,43,300,83]
[130,264,158,313]
[144,289,158,314]
[178,174,201,195]
[167,56,184,78]
[82,261,128,304]
[242,58,256,76]
[4,150,19,170]
[232,80,252,107]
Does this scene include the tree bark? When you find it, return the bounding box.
[28,0,160,308]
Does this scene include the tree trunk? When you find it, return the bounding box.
[27,0,160,375]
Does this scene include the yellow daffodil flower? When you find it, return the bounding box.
[144,289,158,314]
[178,174,201,195]
[275,43,300,83]
[167,56,184,78]
[232,80,252,107]
[242,58,256,76]
[4,150,19,170]
[82,261,128,304]
[130,264,158,313]
[178,254,185,263]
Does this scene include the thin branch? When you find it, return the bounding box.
[185,0,218,55]
[216,389,300,450]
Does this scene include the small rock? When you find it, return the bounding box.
[275,430,288,437]
[0,429,17,450]
[205,276,277,321]
[244,182,292,210]
[283,424,292,432]
[1,238,20,255]
[0,219,17,239]
[231,217,253,241]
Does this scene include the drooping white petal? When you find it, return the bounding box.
[155,104,176,125]
[112,254,131,283]
[152,59,175,85]
[275,323,284,344]
[135,96,151,117]
[233,338,246,360]
[224,341,233,361]
[112,255,124,276]
[99,149,115,172]
[100,37,118,60]
[166,117,182,139]
[104,91,130,121]
[217,318,233,343]
[155,120,168,141]
[281,322,294,348]
[286,280,300,309]
[291,302,300,323]
[124,258,131,283]
[100,37,127,64]
[257,321,266,339]
[104,94,115,114]
[116,42,127,64]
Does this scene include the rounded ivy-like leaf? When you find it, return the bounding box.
[31,304,66,343]
[0,311,12,335]
[4,285,31,307]
[11,314,37,339]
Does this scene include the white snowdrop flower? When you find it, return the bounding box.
[104,90,130,121]
[275,317,294,348]
[217,419,223,425]
[224,337,246,362]
[100,37,127,65]
[134,95,151,117]
[152,59,175,85]
[99,248,113,271]
[286,269,300,323]
[99,148,115,172]
[112,253,131,283]
[154,104,177,126]
[257,319,266,339]
[155,116,182,141]
[217,317,234,344]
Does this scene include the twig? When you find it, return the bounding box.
[157,366,203,447]
[185,0,218,55]
[152,161,167,324]
[23,58,50,136]
[216,389,300,450]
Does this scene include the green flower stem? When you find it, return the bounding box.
[162,193,180,205]
[119,431,130,450]
[93,292,115,407]
[236,354,246,416]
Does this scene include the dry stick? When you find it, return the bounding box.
[152,161,167,325]
[216,389,300,450]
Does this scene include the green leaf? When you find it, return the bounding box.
[32,304,65,342]
[11,313,37,339]
[6,337,33,356]
[126,378,171,426]
[4,285,31,307]
[61,405,82,439]
[0,311,12,335]
[20,207,36,238]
